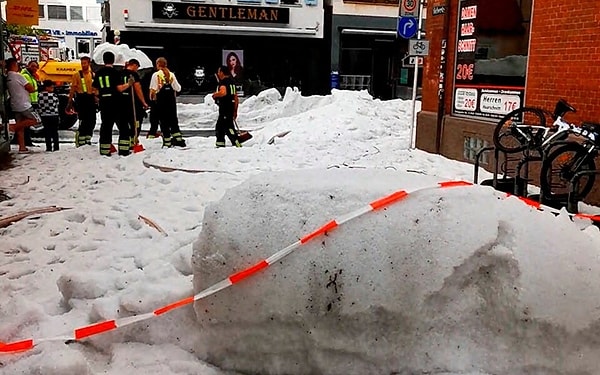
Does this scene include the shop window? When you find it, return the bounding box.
[87,6,102,21]
[281,0,299,4]
[48,5,67,20]
[464,136,488,164]
[453,0,531,121]
[70,6,84,21]
[38,5,45,18]
[77,39,91,55]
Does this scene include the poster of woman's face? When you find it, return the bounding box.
[222,50,244,79]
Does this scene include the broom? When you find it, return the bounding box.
[234,119,252,143]
[130,79,145,153]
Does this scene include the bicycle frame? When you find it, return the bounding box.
[509,115,595,151]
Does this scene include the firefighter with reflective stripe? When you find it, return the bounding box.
[120,59,149,150]
[212,65,241,148]
[67,56,96,147]
[149,57,186,148]
[92,51,134,156]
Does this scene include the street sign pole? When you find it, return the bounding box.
[408,0,424,150]
[0,1,7,151]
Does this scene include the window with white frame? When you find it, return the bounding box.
[48,5,67,20]
[70,6,84,21]
[86,7,102,21]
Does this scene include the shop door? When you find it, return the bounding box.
[372,39,394,100]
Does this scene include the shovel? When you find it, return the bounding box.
[130,82,145,153]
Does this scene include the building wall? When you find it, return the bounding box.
[526,0,600,125]
[110,0,324,39]
[37,0,103,59]
[417,0,600,205]
[332,0,398,17]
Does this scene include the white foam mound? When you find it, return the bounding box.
[92,42,153,68]
[192,168,600,374]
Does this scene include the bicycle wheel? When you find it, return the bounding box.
[493,107,546,153]
[540,142,596,201]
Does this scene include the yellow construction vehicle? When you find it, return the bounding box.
[36,60,82,129]
[37,60,82,86]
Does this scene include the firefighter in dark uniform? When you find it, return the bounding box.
[212,65,241,148]
[120,59,148,151]
[92,51,134,156]
[149,57,186,148]
[67,56,96,147]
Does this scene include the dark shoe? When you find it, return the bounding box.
[173,139,186,147]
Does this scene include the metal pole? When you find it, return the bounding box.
[0,1,7,146]
[408,0,425,149]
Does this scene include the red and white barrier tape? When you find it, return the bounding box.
[1,180,597,354]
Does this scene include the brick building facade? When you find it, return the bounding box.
[416,0,600,204]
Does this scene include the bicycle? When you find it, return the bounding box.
[539,122,600,202]
[492,99,577,154]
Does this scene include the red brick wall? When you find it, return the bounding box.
[527,0,600,124]
[421,0,459,114]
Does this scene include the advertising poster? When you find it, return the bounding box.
[452,0,525,120]
[6,0,38,26]
[222,49,244,96]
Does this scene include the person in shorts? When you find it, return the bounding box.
[6,58,41,153]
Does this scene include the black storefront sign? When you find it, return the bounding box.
[152,2,290,24]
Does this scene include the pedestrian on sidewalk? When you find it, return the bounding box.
[38,80,60,152]
[67,56,96,147]
[92,51,135,156]
[10,60,40,147]
[6,58,42,153]
[149,57,185,148]
[212,65,241,148]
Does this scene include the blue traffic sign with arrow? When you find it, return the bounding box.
[397,16,418,39]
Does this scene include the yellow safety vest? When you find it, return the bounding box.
[20,69,38,104]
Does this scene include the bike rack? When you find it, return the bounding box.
[474,146,530,196]
[567,169,600,214]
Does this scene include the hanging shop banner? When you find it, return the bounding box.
[6,0,39,26]
[152,2,290,24]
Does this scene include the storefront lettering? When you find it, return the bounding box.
[154,2,289,24]
[457,39,477,53]
[460,22,475,37]
[461,5,477,20]
[186,6,279,21]
[39,28,98,37]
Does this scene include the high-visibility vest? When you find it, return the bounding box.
[78,70,93,94]
[20,69,38,104]
[157,70,173,91]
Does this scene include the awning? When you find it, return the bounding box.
[341,28,397,36]
[124,22,318,37]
